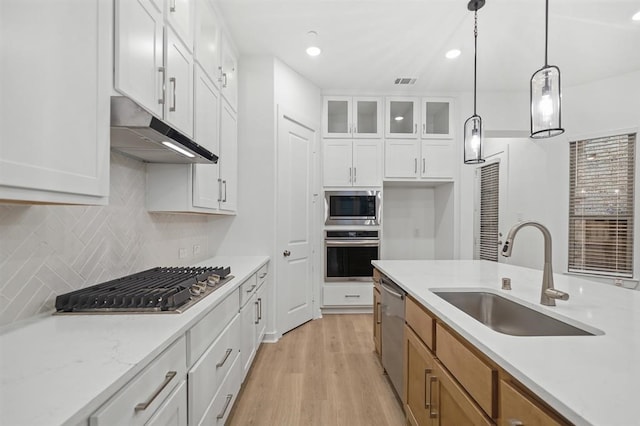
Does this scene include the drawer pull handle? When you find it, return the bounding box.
[255,301,260,324]
[134,371,177,412]
[345,294,361,298]
[259,272,267,279]
[169,77,177,112]
[376,302,381,324]
[216,348,233,368]
[216,394,233,420]
[258,297,262,320]
[246,284,256,293]
[508,420,524,426]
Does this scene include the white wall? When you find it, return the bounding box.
[382,186,436,260]
[459,70,640,288]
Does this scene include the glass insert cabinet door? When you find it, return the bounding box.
[385,97,419,138]
[323,96,382,138]
[422,98,454,139]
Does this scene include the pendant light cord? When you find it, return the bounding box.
[544,0,549,66]
[473,9,478,115]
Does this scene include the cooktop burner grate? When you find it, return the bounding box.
[55,266,232,314]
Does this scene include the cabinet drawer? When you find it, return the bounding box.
[323,285,373,306]
[198,350,242,426]
[500,380,565,426]
[435,323,497,418]
[239,273,258,307]
[405,295,434,350]
[257,263,268,286]
[90,336,187,426]
[188,314,241,425]
[188,288,239,366]
[145,379,187,426]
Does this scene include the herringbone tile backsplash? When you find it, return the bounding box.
[0,152,225,327]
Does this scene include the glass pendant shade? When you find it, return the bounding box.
[464,114,484,164]
[530,65,564,138]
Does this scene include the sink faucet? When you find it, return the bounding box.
[501,221,569,306]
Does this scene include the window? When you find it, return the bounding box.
[478,162,500,261]
[568,133,636,277]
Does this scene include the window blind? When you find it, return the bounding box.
[479,162,500,262]
[568,133,636,277]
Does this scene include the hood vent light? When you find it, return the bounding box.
[394,78,417,85]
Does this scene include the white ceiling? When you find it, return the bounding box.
[216,0,640,93]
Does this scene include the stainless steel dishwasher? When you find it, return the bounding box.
[380,276,406,398]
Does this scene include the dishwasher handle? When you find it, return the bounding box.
[380,279,404,299]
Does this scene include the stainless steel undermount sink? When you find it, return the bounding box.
[431,289,602,336]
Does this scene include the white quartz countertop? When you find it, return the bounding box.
[372,259,640,426]
[0,255,269,426]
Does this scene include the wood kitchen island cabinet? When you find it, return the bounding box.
[373,267,572,426]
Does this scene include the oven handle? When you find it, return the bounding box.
[325,240,379,247]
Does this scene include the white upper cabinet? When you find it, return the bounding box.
[165,0,194,51]
[192,66,221,210]
[219,98,238,212]
[323,96,382,138]
[384,140,420,179]
[220,34,238,112]
[384,140,455,181]
[194,0,222,87]
[421,97,454,139]
[385,97,419,138]
[165,28,194,136]
[323,139,381,187]
[421,141,454,179]
[0,0,110,204]
[114,0,164,118]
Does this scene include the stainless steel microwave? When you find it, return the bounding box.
[324,190,381,226]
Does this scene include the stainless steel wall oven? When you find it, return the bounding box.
[324,190,381,226]
[324,230,379,281]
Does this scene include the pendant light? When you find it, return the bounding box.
[530,0,564,138]
[464,0,485,165]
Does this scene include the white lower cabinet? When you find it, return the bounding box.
[145,380,187,426]
[89,336,187,426]
[188,314,240,425]
[198,354,242,425]
[240,263,269,380]
[323,284,373,306]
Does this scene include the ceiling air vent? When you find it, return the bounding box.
[394,77,417,85]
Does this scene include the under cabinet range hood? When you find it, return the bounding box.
[110,97,218,164]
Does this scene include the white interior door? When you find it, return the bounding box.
[277,111,315,334]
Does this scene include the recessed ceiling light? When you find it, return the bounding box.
[394,116,404,121]
[632,10,640,21]
[306,46,322,57]
[445,49,461,59]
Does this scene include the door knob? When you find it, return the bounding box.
[283,250,291,257]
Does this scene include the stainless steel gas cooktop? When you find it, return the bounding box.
[54,266,233,314]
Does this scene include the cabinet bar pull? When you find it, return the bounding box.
[376,302,381,324]
[422,158,426,174]
[353,167,357,183]
[223,180,227,202]
[216,348,233,368]
[423,123,426,133]
[221,72,228,88]
[349,167,352,183]
[169,77,177,112]
[134,371,177,412]
[246,284,257,293]
[216,394,233,420]
[508,420,524,426]
[424,368,432,409]
[259,272,267,279]
[157,67,165,105]
[414,158,417,173]
[258,297,262,320]
[217,178,222,202]
[345,294,361,298]
[414,123,417,134]
[170,0,176,12]
[428,375,438,418]
[254,301,259,324]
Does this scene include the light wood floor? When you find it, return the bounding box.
[227,314,405,426]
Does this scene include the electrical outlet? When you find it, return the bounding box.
[179,248,187,259]
[193,244,201,255]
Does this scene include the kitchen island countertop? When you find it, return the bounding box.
[0,255,269,426]
[373,259,639,426]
